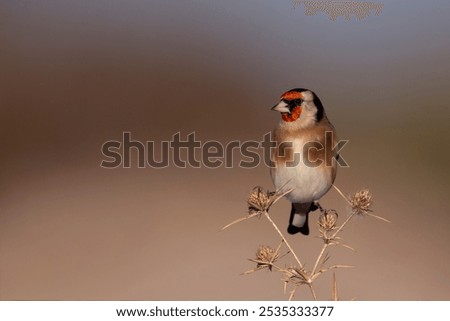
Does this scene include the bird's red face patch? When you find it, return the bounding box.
[281,91,304,101]
[282,106,302,122]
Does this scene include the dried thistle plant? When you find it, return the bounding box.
[247,187,272,214]
[318,210,338,231]
[244,245,281,274]
[318,209,338,243]
[223,185,388,300]
[350,189,372,214]
[255,245,278,267]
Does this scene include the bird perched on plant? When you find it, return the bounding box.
[270,88,338,235]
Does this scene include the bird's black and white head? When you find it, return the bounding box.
[271,88,325,128]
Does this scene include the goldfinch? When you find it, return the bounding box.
[270,88,338,235]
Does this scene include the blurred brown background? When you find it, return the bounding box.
[1,0,449,300]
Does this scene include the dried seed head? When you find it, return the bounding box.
[350,189,373,214]
[318,210,338,231]
[250,245,279,271]
[247,186,272,214]
[255,245,278,264]
[282,267,309,285]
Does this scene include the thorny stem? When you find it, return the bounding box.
[311,189,356,278]
[311,211,356,277]
[331,211,356,239]
[311,243,328,277]
[332,184,352,206]
[311,208,356,277]
[263,211,304,269]
[308,283,318,301]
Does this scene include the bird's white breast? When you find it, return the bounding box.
[271,137,332,203]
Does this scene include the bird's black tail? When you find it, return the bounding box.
[287,202,318,235]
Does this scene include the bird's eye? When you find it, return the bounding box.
[286,99,303,111]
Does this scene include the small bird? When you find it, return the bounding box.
[270,88,338,235]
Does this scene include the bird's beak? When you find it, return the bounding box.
[271,100,290,113]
